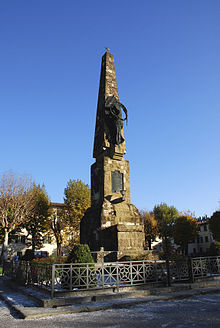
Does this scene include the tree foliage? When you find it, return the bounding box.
[153,203,178,256]
[140,211,158,250]
[173,212,198,255]
[25,184,50,251]
[64,179,90,244]
[0,172,34,261]
[208,241,220,256]
[209,211,220,241]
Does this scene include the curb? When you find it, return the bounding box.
[1,276,220,319]
[6,285,220,319]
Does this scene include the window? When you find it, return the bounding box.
[205,236,209,243]
[200,237,203,243]
[204,224,207,231]
[197,236,200,243]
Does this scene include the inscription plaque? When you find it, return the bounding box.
[111,170,124,193]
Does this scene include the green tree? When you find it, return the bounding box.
[153,203,179,257]
[173,213,198,255]
[25,184,50,252]
[0,172,34,262]
[209,211,220,241]
[64,179,91,244]
[140,211,158,250]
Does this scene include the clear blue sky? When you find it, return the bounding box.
[0,1,219,217]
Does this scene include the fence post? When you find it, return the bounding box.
[143,260,146,283]
[166,259,171,287]
[188,257,194,283]
[101,261,105,289]
[116,262,119,293]
[25,262,30,285]
[200,258,203,278]
[130,261,133,285]
[51,264,55,299]
[70,264,73,291]
[154,260,158,282]
[217,257,220,274]
[86,264,89,289]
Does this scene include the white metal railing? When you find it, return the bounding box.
[51,260,167,296]
[192,256,220,279]
[4,256,220,298]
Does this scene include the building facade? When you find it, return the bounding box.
[188,217,214,256]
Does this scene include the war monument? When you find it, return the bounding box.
[80,49,145,260]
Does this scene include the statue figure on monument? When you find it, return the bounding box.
[105,95,128,145]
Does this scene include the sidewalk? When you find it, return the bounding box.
[0,276,220,320]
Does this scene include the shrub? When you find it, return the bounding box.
[66,244,94,264]
[22,249,35,261]
[61,244,95,290]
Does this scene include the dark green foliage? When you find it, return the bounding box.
[67,244,94,264]
[209,211,220,241]
[208,241,220,256]
[22,249,35,261]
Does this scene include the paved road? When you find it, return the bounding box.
[0,292,220,328]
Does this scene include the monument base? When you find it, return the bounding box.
[91,249,160,262]
[80,199,145,257]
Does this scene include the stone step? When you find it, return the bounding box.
[2,275,220,310]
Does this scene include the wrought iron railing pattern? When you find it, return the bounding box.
[3,256,220,298]
[192,256,220,279]
[169,260,190,281]
[51,260,168,295]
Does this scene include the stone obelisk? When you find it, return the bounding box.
[80,50,145,259]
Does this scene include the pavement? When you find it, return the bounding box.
[0,275,220,320]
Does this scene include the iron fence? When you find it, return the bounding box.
[169,260,191,282]
[50,259,192,297]
[3,256,220,298]
[3,260,19,279]
[192,256,220,280]
[51,260,167,296]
